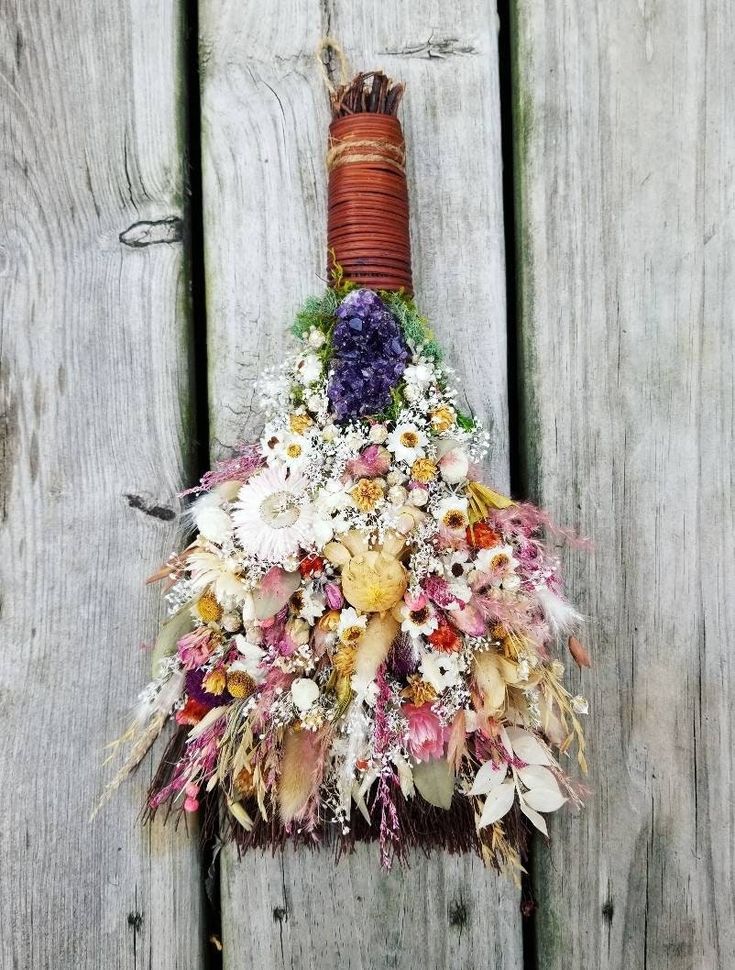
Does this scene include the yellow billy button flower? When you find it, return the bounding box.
[410,457,438,483]
[195,590,223,624]
[227,668,257,699]
[429,405,455,434]
[350,477,385,512]
[289,412,313,435]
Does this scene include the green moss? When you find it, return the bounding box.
[379,290,443,361]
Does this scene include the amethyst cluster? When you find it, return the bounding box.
[327,289,409,420]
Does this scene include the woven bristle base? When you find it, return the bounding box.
[207,790,531,872]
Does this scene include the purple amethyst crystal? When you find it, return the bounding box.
[327,289,409,420]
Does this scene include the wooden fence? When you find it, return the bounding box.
[1,1,732,968]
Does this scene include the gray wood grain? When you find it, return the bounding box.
[198,1,521,967]
[0,2,204,967]
[512,2,735,968]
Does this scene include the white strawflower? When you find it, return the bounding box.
[233,464,315,563]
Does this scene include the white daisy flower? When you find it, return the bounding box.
[386,422,428,464]
[337,606,367,644]
[232,464,315,563]
[398,595,439,637]
[260,423,285,463]
[274,432,311,470]
[444,550,472,582]
[434,495,469,534]
[419,650,463,693]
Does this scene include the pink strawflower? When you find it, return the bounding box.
[403,703,447,762]
[344,444,391,480]
[177,628,213,669]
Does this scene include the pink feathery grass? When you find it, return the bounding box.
[180,443,264,496]
[489,502,591,548]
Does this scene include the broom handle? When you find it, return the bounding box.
[325,72,412,294]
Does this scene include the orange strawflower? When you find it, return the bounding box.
[428,621,461,653]
[466,521,501,549]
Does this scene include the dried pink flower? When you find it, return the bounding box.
[403,703,447,762]
[177,628,213,669]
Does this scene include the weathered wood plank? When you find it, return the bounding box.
[199,1,521,967]
[0,2,204,967]
[513,2,735,968]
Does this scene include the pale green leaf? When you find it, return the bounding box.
[413,757,455,810]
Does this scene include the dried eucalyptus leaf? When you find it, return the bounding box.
[412,757,454,810]
[151,604,194,677]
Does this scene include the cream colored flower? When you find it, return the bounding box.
[195,506,233,545]
[291,677,320,712]
[368,423,388,444]
[411,457,438,483]
[188,549,246,601]
[232,465,315,563]
[350,477,385,512]
[341,551,408,613]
